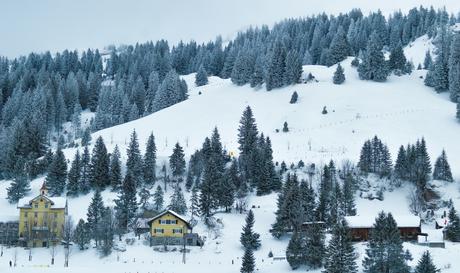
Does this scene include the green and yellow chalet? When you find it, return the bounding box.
[146,210,202,246]
[17,183,67,247]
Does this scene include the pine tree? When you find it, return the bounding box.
[190,186,200,220]
[170,142,186,177]
[195,65,209,86]
[81,127,92,146]
[199,157,219,221]
[286,231,304,269]
[304,222,326,269]
[169,185,187,214]
[86,190,105,246]
[284,50,302,85]
[414,138,431,191]
[363,212,410,273]
[109,145,122,191]
[7,159,30,203]
[289,91,298,104]
[46,148,68,196]
[250,55,264,88]
[139,187,152,211]
[333,63,346,84]
[79,146,91,194]
[126,130,143,187]
[446,205,460,242]
[143,133,157,185]
[414,251,438,273]
[73,219,90,250]
[99,207,115,256]
[394,145,408,181]
[329,26,351,65]
[67,151,82,196]
[389,43,407,72]
[240,247,255,273]
[433,150,453,182]
[90,136,110,189]
[342,174,357,216]
[266,41,286,90]
[324,220,357,273]
[238,106,259,187]
[240,210,261,250]
[423,51,433,69]
[115,172,138,232]
[449,33,460,102]
[358,32,389,82]
[153,185,164,212]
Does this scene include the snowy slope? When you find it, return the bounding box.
[1,36,460,273]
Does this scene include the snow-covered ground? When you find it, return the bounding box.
[1,36,460,272]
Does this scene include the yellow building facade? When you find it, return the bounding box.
[148,210,192,239]
[17,183,67,247]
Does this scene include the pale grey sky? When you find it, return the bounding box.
[1,0,460,58]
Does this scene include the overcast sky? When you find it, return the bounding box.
[1,0,460,58]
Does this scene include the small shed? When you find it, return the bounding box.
[345,215,421,241]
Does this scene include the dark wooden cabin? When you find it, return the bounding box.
[345,215,421,241]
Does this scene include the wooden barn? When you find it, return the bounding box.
[345,215,421,241]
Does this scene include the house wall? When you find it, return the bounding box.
[18,197,66,247]
[150,213,190,238]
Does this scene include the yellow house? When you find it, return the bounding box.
[147,210,196,245]
[17,183,67,247]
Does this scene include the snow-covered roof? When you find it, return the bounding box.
[17,195,67,209]
[0,215,19,223]
[345,215,420,228]
[147,210,191,228]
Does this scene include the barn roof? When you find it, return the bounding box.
[345,214,421,228]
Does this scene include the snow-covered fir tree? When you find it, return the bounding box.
[90,136,110,189]
[195,65,208,87]
[126,130,143,188]
[114,172,138,232]
[358,32,389,82]
[169,185,187,214]
[240,210,261,250]
[153,185,164,212]
[446,205,460,242]
[333,63,346,84]
[67,150,82,196]
[433,149,453,182]
[143,133,157,185]
[73,219,90,250]
[170,142,186,177]
[362,212,410,273]
[109,145,122,191]
[323,220,357,273]
[414,251,438,273]
[7,159,30,203]
[86,190,105,246]
[46,148,68,196]
[240,247,255,273]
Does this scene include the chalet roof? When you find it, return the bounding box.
[146,210,191,229]
[17,195,67,209]
[345,215,421,229]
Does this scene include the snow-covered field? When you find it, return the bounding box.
[1,36,460,272]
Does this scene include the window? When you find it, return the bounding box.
[154,228,164,233]
[172,228,183,234]
[24,212,28,217]
[45,203,49,208]
[171,220,177,224]
[34,203,38,208]
[34,212,38,218]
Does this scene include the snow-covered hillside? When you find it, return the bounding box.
[1,35,460,273]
